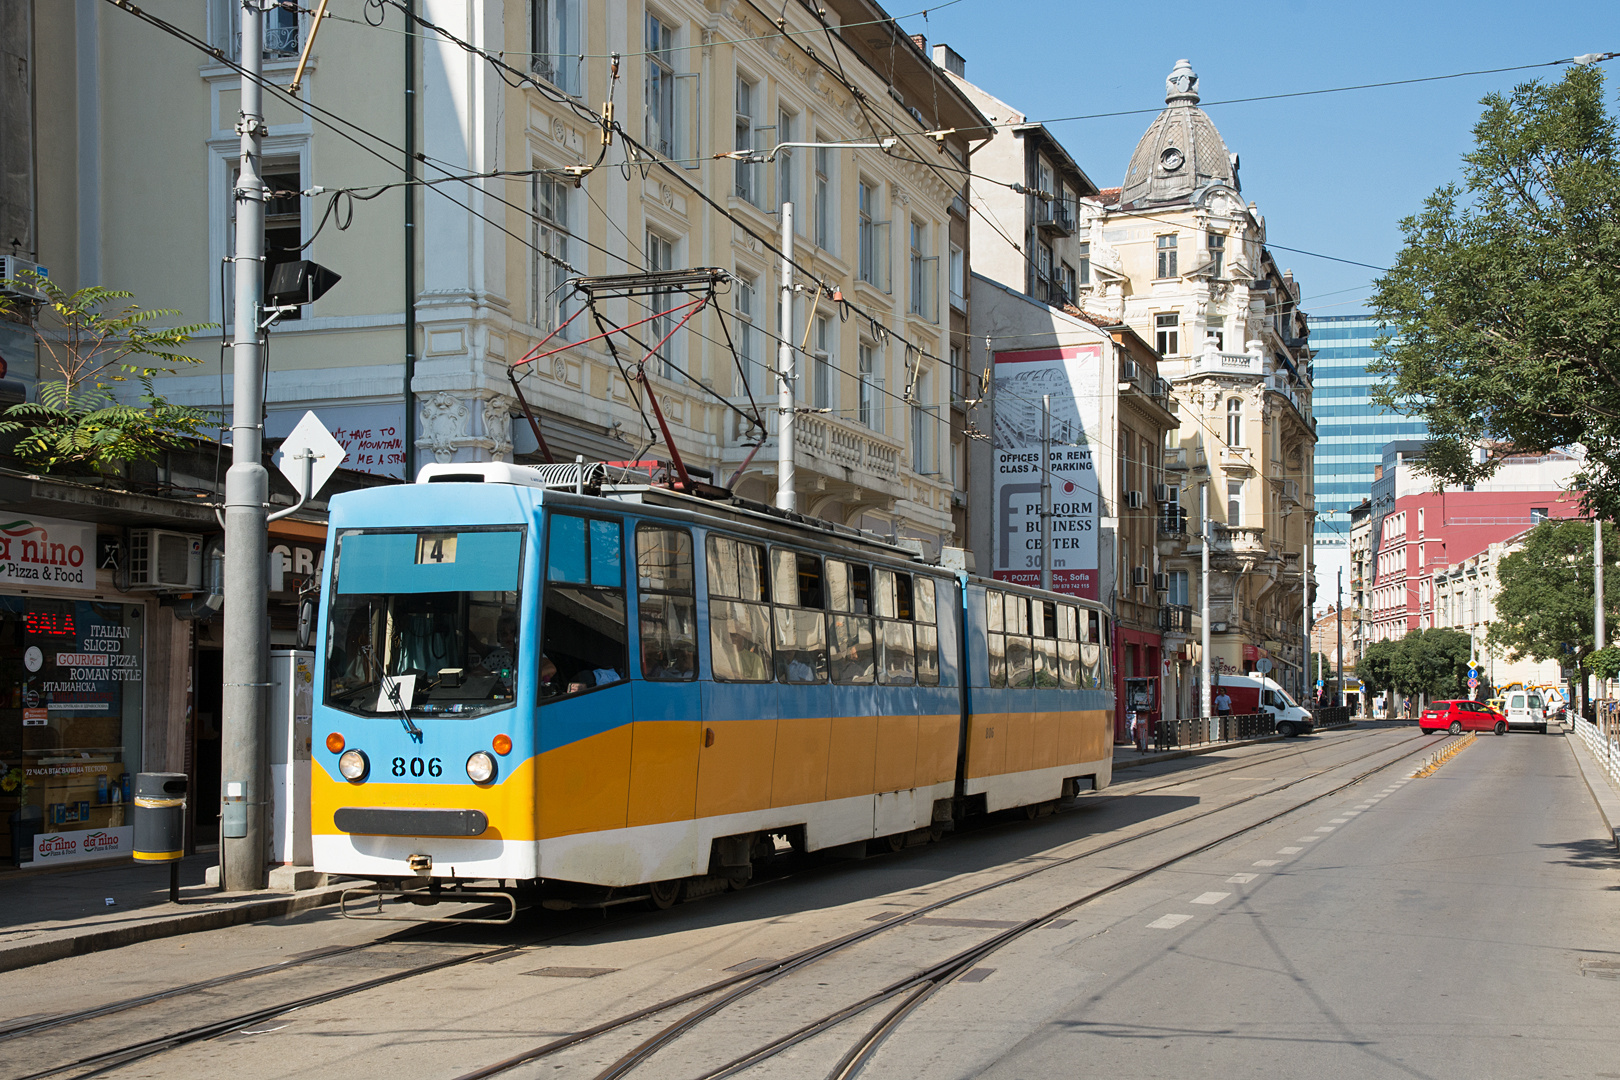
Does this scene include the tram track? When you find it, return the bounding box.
[8,726,1422,1080]
[451,728,1437,1080]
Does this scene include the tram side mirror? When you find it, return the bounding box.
[297,595,316,648]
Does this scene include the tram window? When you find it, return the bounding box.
[636,525,697,681]
[772,549,828,683]
[1035,635,1059,688]
[547,515,588,583]
[829,613,875,684]
[1040,601,1057,639]
[708,535,772,681]
[986,589,1006,688]
[772,549,825,609]
[1057,604,1079,688]
[541,516,627,699]
[1079,640,1101,689]
[879,618,915,685]
[1006,632,1033,689]
[914,577,938,686]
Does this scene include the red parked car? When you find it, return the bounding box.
[1419,700,1508,736]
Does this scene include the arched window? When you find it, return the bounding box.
[1226,397,1243,446]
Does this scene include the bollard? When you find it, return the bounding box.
[133,772,187,904]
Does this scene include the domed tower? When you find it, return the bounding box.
[1119,60,1239,209]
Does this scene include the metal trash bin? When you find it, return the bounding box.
[133,772,187,902]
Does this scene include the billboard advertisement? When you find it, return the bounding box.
[992,345,1101,598]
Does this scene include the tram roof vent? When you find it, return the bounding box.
[416,460,606,491]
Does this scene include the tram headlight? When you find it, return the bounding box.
[338,749,369,782]
[466,751,497,784]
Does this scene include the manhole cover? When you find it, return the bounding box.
[1580,959,1620,979]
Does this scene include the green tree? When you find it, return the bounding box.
[0,272,216,471]
[1358,629,1475,711]
[1487,519,1620,703]
[1370,65,1620,510]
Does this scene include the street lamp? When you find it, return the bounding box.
[712,138,899,513]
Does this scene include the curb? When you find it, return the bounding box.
[1114,721,1360,771]
[1564,727,1620,851]
[0,882,353,975]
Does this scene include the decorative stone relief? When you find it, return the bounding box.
[419,392,468,464]
[483,399,513,461]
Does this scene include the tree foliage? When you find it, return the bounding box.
[1487,519,1620,670]
[1370,66,1620,511]
[1358,629,1475,701]
[0,272,216,470]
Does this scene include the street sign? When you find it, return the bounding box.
[1468,677,1480,690]
[275,411,348,501]
[1467,664,1479,679]
[1254,658,1272,674]
[1316,679,1324,689]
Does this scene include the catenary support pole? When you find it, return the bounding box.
[1202,482,1212,741]
[1598,518,1606,704]
[1040,394,1052,592]
[776,202,796,512]
[221,0,270,892]
[1337,568,1345,709]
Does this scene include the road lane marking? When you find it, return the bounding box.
[1191,891,1230,904]
[1331,817,1352,823]
[1252,860,1281,866]
[1148,914,1193,929]
[1297,836,1319,842]
[1315,826,1336,832]
[1227,874,1258,883]
[1277,847,1303,854]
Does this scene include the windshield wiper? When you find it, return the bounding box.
[365,646,423,743]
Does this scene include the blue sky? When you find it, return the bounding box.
[901,0,1620,314]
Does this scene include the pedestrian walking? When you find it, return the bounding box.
[1215,688,1232,716]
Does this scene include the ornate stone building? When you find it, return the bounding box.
[1080,60,1317,708]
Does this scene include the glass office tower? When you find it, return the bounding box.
[1308,313,1426,605]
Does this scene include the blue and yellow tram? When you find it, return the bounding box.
[311,463,1114,893]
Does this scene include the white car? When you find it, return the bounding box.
[1502,689,1548,734]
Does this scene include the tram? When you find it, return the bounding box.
[310,461,1114,903]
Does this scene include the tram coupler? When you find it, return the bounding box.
[339,882,518,924]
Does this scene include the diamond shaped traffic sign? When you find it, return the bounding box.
[274,411,348,501]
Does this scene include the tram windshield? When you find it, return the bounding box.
[324,528,524,717]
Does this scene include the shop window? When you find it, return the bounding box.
[2,596,145,867]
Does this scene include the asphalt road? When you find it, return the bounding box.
[876,730,1620,1080]
[4,727,1615,1080]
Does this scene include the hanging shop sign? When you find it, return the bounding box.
[991,345,1101,599]
[0,515,95,591]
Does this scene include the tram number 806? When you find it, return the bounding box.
[392,756,443,777]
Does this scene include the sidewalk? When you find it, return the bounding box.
[1112,719,1362,771]
[1564,722,1620,850]
[0,852,350,974]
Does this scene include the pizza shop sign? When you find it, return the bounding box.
[0,515,95,591]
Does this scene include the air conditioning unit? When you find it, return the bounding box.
[1125,490,1145,509]
[1131,565,1150,587]
[0,256,48,300]
[128,529,203,590]
[1153,572,1169,592]
[1120,359,1139,382]
[1154,483,1174,504]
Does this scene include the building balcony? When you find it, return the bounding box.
[721,406,907,503]
[1159,604,1193,634]
[1035,198,1075,238]
[1211,524,1268,558]
[1158,505,1188,538]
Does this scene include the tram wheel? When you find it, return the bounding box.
[647,880,683,910]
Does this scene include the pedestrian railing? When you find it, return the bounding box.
[1579,702,1620,792]
[1154,713,1273,750]
[1314,705,1352,726]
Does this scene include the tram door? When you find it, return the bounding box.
[626,522,702,828]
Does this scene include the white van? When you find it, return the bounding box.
[1219,673,1317,737]
[1503,689,1547,733]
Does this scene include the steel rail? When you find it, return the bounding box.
[455,729,1432,1080]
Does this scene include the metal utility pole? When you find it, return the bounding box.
[1598,518,1606,703]
[1336,568,1345,709]
[776,202,796,513]
[1201,482,1212,739]
[221,0,270,891]
[1040,394,1052,591]
[1303,514,1312,706]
